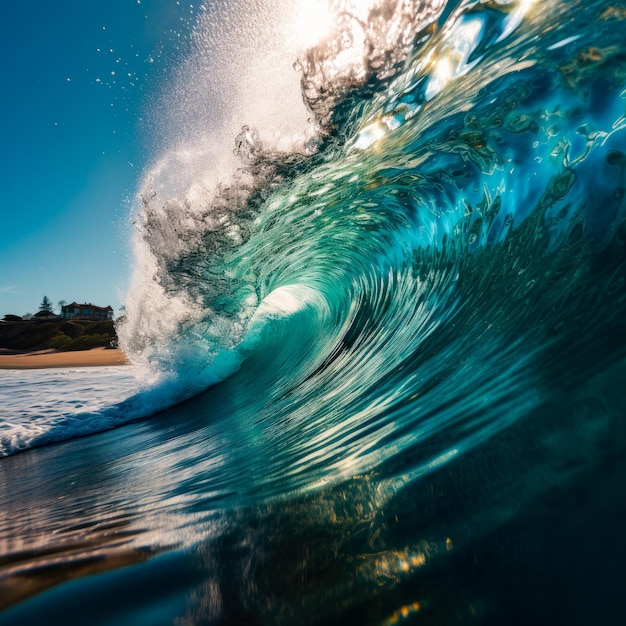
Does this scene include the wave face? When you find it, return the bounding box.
[2,1,626,623]
[117,0,626,480]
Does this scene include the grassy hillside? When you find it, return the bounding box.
[0,319,118,352]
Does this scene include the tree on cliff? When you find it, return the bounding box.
[39,295,54,314]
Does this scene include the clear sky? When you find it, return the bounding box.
[0,0,201,318]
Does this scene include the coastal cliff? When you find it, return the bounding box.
[0,319,118,352]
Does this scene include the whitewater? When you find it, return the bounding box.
[1,1,626,624]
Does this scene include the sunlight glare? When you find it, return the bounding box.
[293,0,335,49]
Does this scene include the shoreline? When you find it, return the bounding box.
[0,347,129,370]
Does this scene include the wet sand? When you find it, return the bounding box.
[0,347,129,369]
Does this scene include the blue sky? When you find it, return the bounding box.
[0,0,201,318]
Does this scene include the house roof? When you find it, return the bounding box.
[63,302,113,312]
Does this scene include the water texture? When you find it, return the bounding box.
[1,1,626,624]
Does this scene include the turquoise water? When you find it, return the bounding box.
[2,0,626,623]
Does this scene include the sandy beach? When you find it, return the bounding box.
[0,347,129,369]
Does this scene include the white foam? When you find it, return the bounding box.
[0,367,141,457]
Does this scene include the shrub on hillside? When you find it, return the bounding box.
[64,333,112,351]
[50,335,73,350]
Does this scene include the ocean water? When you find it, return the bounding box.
[2,0,626,623]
